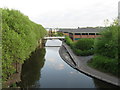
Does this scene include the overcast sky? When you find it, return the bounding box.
[0,0,119,28]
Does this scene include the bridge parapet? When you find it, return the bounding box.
[44,37,65,39]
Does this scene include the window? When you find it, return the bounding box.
[69,33,73,35]
[82,33,88,35]
[64,32,68,33]
[89,33,95,35]
[75,33,80,35]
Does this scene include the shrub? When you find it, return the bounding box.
[65,36,94,56]
[65,36,73,46]
[88,55,119,76]
[72,48,81,56]
[89,19,120,76]
[80,49,94,56]
[72,38,94,56]
[2,8,47,81]
[72,48,94,56]
[56,32,64,36]
[74,38,94,51]
[94,24,119,59]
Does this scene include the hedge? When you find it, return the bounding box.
[65,36,94,56]
[2,8,47,81]
[74,38,94,51]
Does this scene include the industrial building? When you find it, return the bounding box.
[59,27,103,41]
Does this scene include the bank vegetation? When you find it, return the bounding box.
[65,19,119,76]
[2,8,47,83]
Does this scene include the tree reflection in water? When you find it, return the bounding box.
[93,78,118,88]
[19,48,46,88]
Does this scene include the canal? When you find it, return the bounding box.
[19,39,117,88]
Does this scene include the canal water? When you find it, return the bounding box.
[19,39,117,88]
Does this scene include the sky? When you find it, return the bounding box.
[0,0,119,28]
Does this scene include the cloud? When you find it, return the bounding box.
[0,0,119,28]
[56,64,64,70]
[51,63,65,70]
[48,58,56,63]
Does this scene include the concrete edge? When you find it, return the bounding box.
[59,46,76,69]
[62,44,78,67]
[59,43,120,87]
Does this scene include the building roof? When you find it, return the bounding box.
[59,27,104,33]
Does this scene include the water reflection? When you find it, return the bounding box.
[37,47,95,88]
[93,78,118,88]
[19,48,46,88]
[19,40,118,88]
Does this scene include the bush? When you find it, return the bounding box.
[74,38,94,51]
[65,36,94,56]
[56,32,64,36]
[89,19,120,76]
[2,8,47,81]
[72,48,94,56]
[65,36,73,46]
[88,55,119,76]
[73,38,94,56]
[80,49,94,56]
[94,24,119,59]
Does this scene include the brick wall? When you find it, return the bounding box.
[73,35,101,41]
[73,35,101,38]
[63,33,69,36]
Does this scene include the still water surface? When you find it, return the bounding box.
[20,40,117,88]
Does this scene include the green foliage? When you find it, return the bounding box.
[10,83,17,87]
[73,38,94,56]
[2,8,47,81]
[74,38,94,51]
[88,55,119,76]
[65,36,73,46]
[89,19,119,76]
[94,23,119,59]
[72,48,94,56]
[56,32,64,36]
[65,36,94,56]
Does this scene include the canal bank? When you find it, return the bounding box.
[3,39,45,88]
[59,42,120,87]
[18,39,119,88]
[19,40,97,88]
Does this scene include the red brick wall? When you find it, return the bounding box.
[73,35,101,39]
[74,35,81,38]
[80,35,88,38]
[88,35,95,38]
[64,33,69,36]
